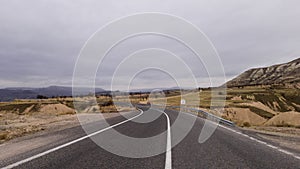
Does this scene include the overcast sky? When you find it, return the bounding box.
[1,0,300,90]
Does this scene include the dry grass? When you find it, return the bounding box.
[1,85,299,143]
[0,111,75,143]
[0,96,137,143]
[149,85,300,128]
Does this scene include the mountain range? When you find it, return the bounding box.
[1,58,299,101]
[0,86,105,102]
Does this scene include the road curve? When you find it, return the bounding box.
[1,105,300,169]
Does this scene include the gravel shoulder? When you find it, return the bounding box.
[241,126,300,155]
[0,112,124,162]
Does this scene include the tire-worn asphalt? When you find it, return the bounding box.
[1,105,300,169]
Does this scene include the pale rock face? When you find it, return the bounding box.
[227,58,300,87]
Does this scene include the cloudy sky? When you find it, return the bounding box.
[1,0,300,90]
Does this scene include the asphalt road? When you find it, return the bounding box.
[1,105,300,169]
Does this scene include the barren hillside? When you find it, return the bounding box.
[227,58,300,87]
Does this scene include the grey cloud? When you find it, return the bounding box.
[1,0,300,89]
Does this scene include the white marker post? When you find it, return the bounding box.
[181,99,186,112]
[180,99,186,105]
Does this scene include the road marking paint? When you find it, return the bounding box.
[218,124,300,161]
[278,149,294,155]
[178,110,300,161]
[163,111,172,169]
[2,110,144,169]
[266,144,278,149]
[156,109,172,169]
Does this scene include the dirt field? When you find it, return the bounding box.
[1,85,299,143]
[243,126,300,153]
[0,98,135,144]
[0,112,126,161]
[150,85,300,129]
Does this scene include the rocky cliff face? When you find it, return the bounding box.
[227,58,300,87]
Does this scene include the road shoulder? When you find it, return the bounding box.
[0,112,129,165]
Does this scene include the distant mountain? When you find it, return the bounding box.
[0,86,105,102]
[128,88,167,93]
[227,58,300,87]
[128,87,193,93]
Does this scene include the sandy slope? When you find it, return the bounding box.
[224,108,267,126]
[265,111,300,127]
[39,104,75,115]
[239,102,278,115]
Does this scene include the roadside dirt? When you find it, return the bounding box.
[242,127,300,154]
[0,113,124,161]
[264,111,300,127]
[0,101,135,144]
[224,108,267,126]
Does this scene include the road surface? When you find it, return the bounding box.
[1,105,300,169]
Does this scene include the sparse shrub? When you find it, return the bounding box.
[0,103,36,114]
[64,101,74,109]
[92,107,98,112]
[100,100,113,107]
[0,132,8,140]
[243,122,251,127]
[37,95,48,99]
[275,120,294,127]
[249,107,274,119]
[254,93,289,112]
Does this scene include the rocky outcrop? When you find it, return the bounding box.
[227,58,300,87]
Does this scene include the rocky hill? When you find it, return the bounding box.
[227,58,300,87]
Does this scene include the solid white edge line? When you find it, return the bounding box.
[218,124,300,160]
[164,112,172,169]
[182,111,300,161]
[2,109,144,169]
[156,109,172,169]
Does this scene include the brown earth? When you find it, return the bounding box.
[0,112,126,161]
[265,111,300,127]
[223,108,267,126]
[0,98,135,144]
